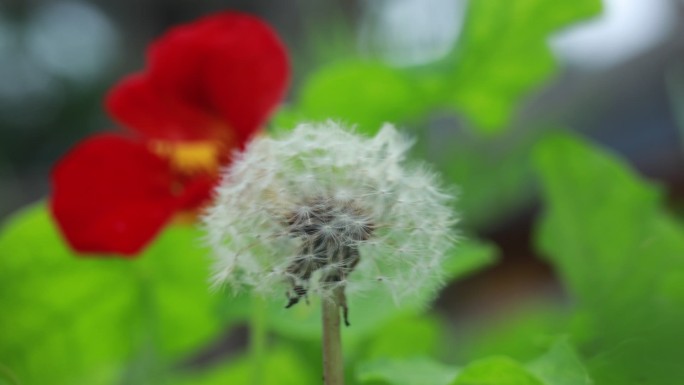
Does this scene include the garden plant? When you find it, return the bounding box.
[1,3,683,385]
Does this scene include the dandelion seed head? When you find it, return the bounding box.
[204,121,457,303]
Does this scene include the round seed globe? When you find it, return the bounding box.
[203,121,457,309]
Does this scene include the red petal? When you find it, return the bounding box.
[50,134,180,256]
[176,174,217,211]
[106,12,290,145]
[105,74,218,142]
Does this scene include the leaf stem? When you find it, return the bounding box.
[250,296,268,385]
[322,287,345,385]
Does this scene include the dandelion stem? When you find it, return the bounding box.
[322,287,345,385]
[250,296,268,385]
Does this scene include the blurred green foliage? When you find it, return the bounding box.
[535,133,684,384]
[170,347,317,385]
[430,129,537,228]
[357,357,459,385]
[0,205,222,384]
[5,1,683,384]
[279,0,600,134]
[276,62,424,133]
[446,0,600,131]
[354,339,590,385]
[0,204,497,384]
[436,133,684,385]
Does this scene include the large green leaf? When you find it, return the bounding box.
[170,347,316,385]
[447,0,602,132]
[356,339,591,385]
[534,132,684,384]
[360,315,442,361]
[453,304,569,364]
[527,339,591,385]
[534,132,684,312]
[0,204,224,385]
[276,1,602,136]
[283,61,425,134]
[452,356,542,385]
[357,357,459,385]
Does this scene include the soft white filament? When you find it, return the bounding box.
[203,121,457,303]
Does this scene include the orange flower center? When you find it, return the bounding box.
[151,140,223,175]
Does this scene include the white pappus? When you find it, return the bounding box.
[203,121,458,324]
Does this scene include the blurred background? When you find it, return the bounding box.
[1,0,684,334]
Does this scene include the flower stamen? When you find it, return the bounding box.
[151,140,224,175]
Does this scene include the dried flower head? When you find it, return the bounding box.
[204,121,457,315]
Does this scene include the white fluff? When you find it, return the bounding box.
[203,121,458,304]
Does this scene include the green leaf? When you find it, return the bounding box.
[357,357,459,385]
[361,315,442,360]
[280,2,602,135]
[270,105,304,133]
[447,0,601,132]
[534,133,664,306]
[527,339,591,385]
[533,132,684,311]
[0,364,20,385]
[452,356,542,385]
[533,132,684,384]
[293,61,425,134]
[454,305,568,364]
[0,204,224,385]
[169,347,317,385]
[357,341,592,385]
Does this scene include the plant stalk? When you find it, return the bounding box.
[322,287,345,385]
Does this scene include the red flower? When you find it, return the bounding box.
[50,12,290,256]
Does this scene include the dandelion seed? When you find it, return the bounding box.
[204,121,458,322]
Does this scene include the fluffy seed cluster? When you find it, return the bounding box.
[204,121,457,304]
